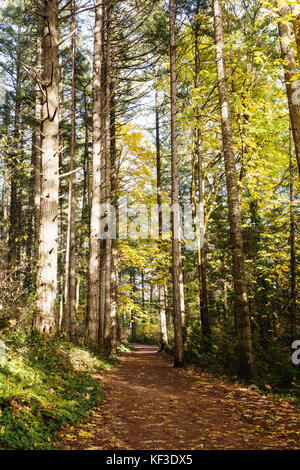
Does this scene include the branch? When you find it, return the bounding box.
[59,167,82,179]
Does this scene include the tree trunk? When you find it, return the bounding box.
[25,135,35,287]
[110,84,118,354]
[33,1,43,264]
[169,0,185,367]
[131,271,137,342]
[82,85,89,219]
[155,83,168,352]
[292,5,300,64]
[277,2,300,178]
[34,0,60,337]
[289,126,297,338]
[141,270,145,308]
[110,237,118,353]
[1,94,10,250]
[103,5,112,353]
[81,84,90,303]
[213,0,254,381]
[63,0,77,340]
[9,25,21,266]
[57,67,65,332]
[1,158,9,247]
[86,0,103,347]
[194,2,210,341]
[99,11,107,348]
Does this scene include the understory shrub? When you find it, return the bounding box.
[186,319,300,402]
[0,327,118,449]
[131,321,161,345]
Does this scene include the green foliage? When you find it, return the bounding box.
[185,320,300,402]
[252,335,299,395]
[0,329,118,449]
[116,342,135,352]
[131,322,161,345]
[186,320,238,376]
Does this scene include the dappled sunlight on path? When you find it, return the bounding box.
[59,344,300,450]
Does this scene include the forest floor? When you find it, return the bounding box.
[58,344,300,450]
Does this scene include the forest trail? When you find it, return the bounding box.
[59,345,300,450]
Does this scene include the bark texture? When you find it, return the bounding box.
[87,0,103,347]
[194,2,210,341]
[34,0,60,337]
[292,5,300,64]
[277,2,300,178]
[155,84,168,352]
[33,4,43,263]
[213,0,254,380]
[64,0,77,340]
[169,0,185,367]
[110,84,118,354]
[289,127,297,338]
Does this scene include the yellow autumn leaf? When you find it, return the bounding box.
[78,431,94,438]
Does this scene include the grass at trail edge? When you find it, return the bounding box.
[0,331,121,450]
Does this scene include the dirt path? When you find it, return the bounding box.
[59,344,300,450]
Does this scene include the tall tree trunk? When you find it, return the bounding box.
[169,0,185,367]
[213,0,254,381]
[292,5,300,64]
[1,94,10,250]
[99,11,107,348]
[103,5,112,353]
[155,83,168,352]
[58,66,65,331]
[34,0,60,337]
[131,271,137,342]
[33,1,43,264]
[289,126,297,339]
[86,0,103,347]
[63,0,77,340]
[110,83,118,354]
[25,135,36,287]
[9,25,21,266]
[110,237,118,353]
[194,2,210,341]
[1,159,9,247]
[277,2,300,178]
[197,154,210,339]
[141,270,145,308]
[82,85,89,219]
[75,276,80,311]
[81,84,90,303]
[149,284,153,322]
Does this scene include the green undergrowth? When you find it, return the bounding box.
[130,322,161,345]
[117,342,134,352]
[184,320,300,405]
[0,330,119,450]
